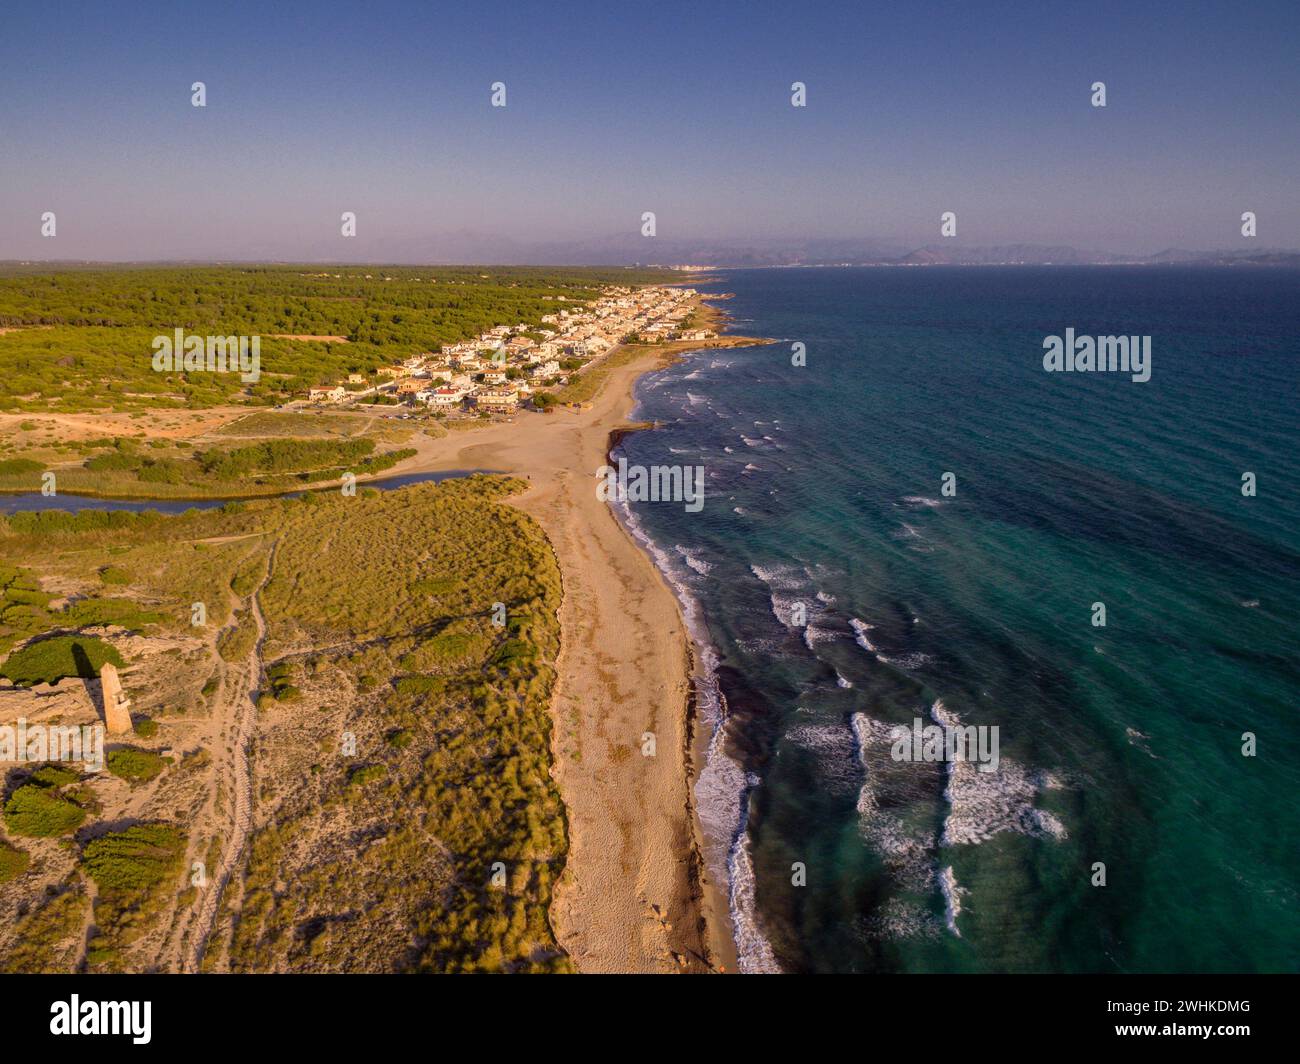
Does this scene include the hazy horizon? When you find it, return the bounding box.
[3,0,1298,261]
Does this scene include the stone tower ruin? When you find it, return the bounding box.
[99,661,132,734]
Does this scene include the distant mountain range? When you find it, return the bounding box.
[617,241,1300,269]
[6,237,1299,270]
[888,245,1300,268]
[415,235,1300,269]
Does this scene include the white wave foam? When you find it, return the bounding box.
[940,865,966,937]
[850,713,938,889]
[802,624,838,650]
[673,544,713,575]
[931,700,1069,846]
[728,783,783,974]
[876,651,935,670]
[849,617,878,654]
[612,492,781,975]
[848,617,933,670]
[750,562,803,588]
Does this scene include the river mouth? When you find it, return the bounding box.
[0,469,499,516]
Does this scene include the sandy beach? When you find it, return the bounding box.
[390,322,763,972]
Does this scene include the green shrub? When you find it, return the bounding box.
[0,458,43,476]
[106,747,170,785]
[29,764,80,787]
[3,784,86,837]
[82,823,186,893]
[0,634,125,686]
[386,729,414,749]
[346,764,387,788]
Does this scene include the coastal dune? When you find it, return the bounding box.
[405,343,740,972]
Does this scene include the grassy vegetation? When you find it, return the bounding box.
[81,823,187,969]
[213,410,362,438]
[0,886,88,973]
[0,474,571,972]
[0,265,672,412]
[197,437,376,478]
[217,612,259,663]
[554,341,648,404]
[0,432,418,499]
[227,477,568,972]
[1,562,168,655]
[0,838,29,883]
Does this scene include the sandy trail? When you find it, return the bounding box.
[183,543,275,972]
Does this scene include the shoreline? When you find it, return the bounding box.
[377,294,771,971]
[601,422,739,975]
[392,296,770,971]
[6,292,770,973]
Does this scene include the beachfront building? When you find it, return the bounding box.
[307,385,347,403]
[475,389,520,411]
[419,386,467,408]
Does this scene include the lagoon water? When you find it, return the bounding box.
[0,470,485,516]
[615,266,1300,972]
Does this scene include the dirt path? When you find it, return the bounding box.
[182,542,276,972]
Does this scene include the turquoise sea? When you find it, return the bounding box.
[614,266,1299,973]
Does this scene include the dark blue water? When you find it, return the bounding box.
[615,266,1300,973]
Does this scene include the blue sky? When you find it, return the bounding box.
[1,0,1297,259]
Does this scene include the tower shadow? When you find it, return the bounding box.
[69,643,106,724]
